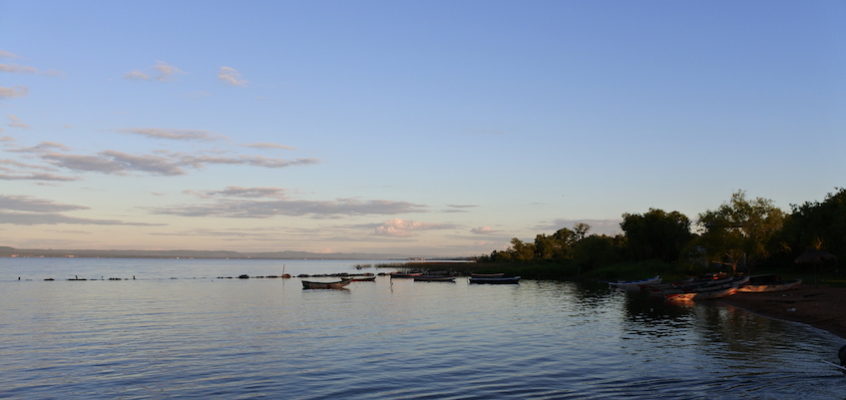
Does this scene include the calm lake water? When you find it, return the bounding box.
[1,258,844,399]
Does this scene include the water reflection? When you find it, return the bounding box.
[1,267,845,399]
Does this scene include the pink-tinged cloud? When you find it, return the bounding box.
[374,218,456,237]
[245,142,296,151]
[119,128,224,141]
[124,61,183,81]
[0,64,38,74]
[0,212,162,226]
[7,115,29,129]
[470,226,497,234]
[186,186,287,199]
[0,86,28,98]
[218,66,248,86]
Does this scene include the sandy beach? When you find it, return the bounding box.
[719,285,846,340]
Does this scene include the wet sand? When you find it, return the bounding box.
[719,285,846,340]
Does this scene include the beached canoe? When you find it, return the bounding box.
[413,276,456,282]
[666,287,738,301]
[301,279,351,289]
[737,275,802,293]
[648,276,749,299]
[469,276,521,284]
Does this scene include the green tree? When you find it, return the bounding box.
[780,187,846,262]
[621,208,693,262]
[698,191,785,274]
[508,237,536,261]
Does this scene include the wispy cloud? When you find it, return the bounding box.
[123,70,150,80]
[124,61,183,82]
[218,66,247,86]
[244,142,295,151]
[470,226,498,235]
[0,212,161,226]
[152,192,424,219]
[119,128,224,141]
[0,172,79,182]
[0,195,87,212]
[0,194,159,226]
[7,115,30,129]
[9,141,71,154]
[186,186,287,199]
[0,64,38,74]
[373,218,456,237]
[0,159,55,171]
[0,86,28,98]
[0,50,20,59]
[24,144,317,177]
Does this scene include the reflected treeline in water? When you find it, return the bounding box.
[619,291,696,338]
[691,303,806,365]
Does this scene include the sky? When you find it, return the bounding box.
[1,1,844,257]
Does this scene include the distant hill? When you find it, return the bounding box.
[0,247,407,260]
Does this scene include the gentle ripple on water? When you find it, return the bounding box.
[1,259,845,399]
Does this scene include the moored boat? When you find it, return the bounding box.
[470,273,505,278]
[469,276,520,284]
[350,276,377,282]
[390,272,423,279]
[301,279,351,289]
[608,275,661,291]
[413,276,456,282]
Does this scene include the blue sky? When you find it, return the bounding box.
[1,1,844,256]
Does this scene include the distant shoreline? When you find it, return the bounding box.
[0,246,472,261]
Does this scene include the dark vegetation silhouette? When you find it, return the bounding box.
[472,189,845,281]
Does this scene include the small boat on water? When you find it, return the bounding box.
[608,275,661,291]
[350,276,376,282]
[390,272,423,279]
[469,276,521,284]
[301,279,351,289]
[413,276,456,282]
[471,273,505,278]
[737,275,802,293]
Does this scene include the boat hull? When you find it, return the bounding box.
[738,280,802,293]
[301,280,351,289]
[469,276,521,284]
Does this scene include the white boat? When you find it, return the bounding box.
[608,275,661,291]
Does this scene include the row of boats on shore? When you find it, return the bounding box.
[608,273,802,302]
[301,272,520,289]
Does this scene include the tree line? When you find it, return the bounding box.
[478,188,845,277]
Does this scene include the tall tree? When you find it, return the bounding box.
[698,191,785,273]
[621,208,693,262]
[781,187,846,259]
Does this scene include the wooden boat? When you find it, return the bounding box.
[350,276,376,282]
[608,275,661,291]
[737,275,802,293]
[648,276,749,299]
[301,279,351,289]
[413,276,455,282]
[469,276,521,284]
[390,272,423,279]
[471,273,505,278]
[666,287,737,302]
